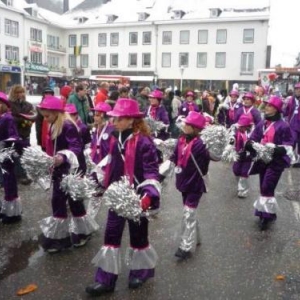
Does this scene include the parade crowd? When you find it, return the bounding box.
[0,80,298,296]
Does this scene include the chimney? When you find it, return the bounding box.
[63,0,69,13]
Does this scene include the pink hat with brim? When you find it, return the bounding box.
[267,96,283,112]
[294,83,300,89]
[242,92,255,102]
[92,102,112,113]
[107,98,144,118]
[64,103,78,114]
[237,114,253,127]
[37,95,64,111]
[186,91,194,98]
[149,90,163,99]
[0,92,10,108]
[184,111,206,129]
[229,90,239,97]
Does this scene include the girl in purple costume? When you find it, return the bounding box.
[0,92,22,224]
[234,92,261,126]
[218,90,242,128]
[86,99,161,296]
[232,114,254,198]
[170,111,210,259]
[178,91,199,117]
[37,96,98,253]
[246,96,293,230]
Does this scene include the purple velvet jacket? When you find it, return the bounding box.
[0,112,19,144]
[234,105,261,126]
[105,133,160,209]
[218,102,242,128]
[178,101,199,117]
[170,136,210,194]
[250,119,293,170]
[283,96,300,133]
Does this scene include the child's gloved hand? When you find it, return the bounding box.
[140,195,151,211]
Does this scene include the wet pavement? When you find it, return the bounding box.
[1,162,300,299]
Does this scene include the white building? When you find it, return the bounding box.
[0,0,270,92]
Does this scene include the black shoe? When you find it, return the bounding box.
[259,218,270,231]
[128,278,145,289]
[2,215,22,224]
[85,283,114,296]
[174,248,191,259]
[19,178,32,185]
[292,163,300,168]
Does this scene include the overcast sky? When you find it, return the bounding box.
[68,0,299,67]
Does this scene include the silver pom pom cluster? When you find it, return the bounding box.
[154,138,177,161]
[252,142,275,164]
[145,117,168,136]
[0,147,16,173]
[102,176,143,222]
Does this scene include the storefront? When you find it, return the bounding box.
[24,62,49,94]
[0,64,22,92]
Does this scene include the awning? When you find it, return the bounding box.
[25,73,47,78]
[129,76,154,82]
[48,71,65,78]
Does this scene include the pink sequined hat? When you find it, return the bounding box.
[237,114,253,127]
[107,98,144,118]
[92,102,112,113]
[149,90,163,99]
[64,103,77,114]
[229,90,239,97]
[184,111,206,129]
[0,91,10,107]
[242,92,255,102]
[37,95,64,111]
[267,95,283,112]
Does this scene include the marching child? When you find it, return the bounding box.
[170,111,210,259]
[37,96,98,253]
[0,92,21,224]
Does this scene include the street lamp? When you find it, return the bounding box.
[180,65,185,91]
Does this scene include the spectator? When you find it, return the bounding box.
[136,86,150,112]
[119,86,129,98]
[94,82,109,106]
[105,90,119,108]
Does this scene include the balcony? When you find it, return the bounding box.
[48,65,67,73]
[47,45,67,53]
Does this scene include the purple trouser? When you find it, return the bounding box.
[233,161,252,178]
[2,159,18,201]
[95,210,154,288]
[182,192,202,209]
[292,130,300,154]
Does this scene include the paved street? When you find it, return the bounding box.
[1,161,300,300]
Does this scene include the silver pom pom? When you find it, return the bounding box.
[145,117,168,136]
[21,146,53,181]
[252,142,275,164]
[221,144,239,163]
[154,138,177,161]
[0,147,16,173]
[84,148,96,175]
[60,172,99,202]
[201,125,228,160]
[103,176,143,222]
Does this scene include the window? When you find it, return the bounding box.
[80,54,88,68]
[142,53,151,67]
[4,19,19,37]
[30,52,42,64]
[162,53,171,67]
[110,33,119,46]
[5,45,19,61]
[179,53,189,67]
[110,54,118,67]
[98,33,107,47]
[143,31,151,44]
[243,29,254,43]
[47,35,59,49]
[216,29,227,44]
[98,54,106,68]
[197,52,207,68]
[241,52,254,74]
[198,30,208,44]
[180,30,190,44]
[69,35,76,47]
[128,53,137,67]
[30,28,42,42]
[215,52,226,68]
[69,55,76,68]
[47,56,60,67]
[81,34,89,47]
[162,31,172,44]
[129,32,138,45]
[7,0,13,6]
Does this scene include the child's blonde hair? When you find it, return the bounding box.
[50,111,78,140]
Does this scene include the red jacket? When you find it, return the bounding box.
[94,89,108,106]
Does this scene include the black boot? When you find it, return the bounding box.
[85,283,114,296]
[2,215,22,224]
[128,278,145,289]
[259,218,270,231]
[174,248,191,259]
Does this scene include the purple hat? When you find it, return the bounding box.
[107,98,144,118]
[64,103,77,114]
[37,95,64,111]
[237,114,253,127]
[186,91,194,98]
[149,90,163,100]
[0,92,10,108]
[184,111,206,129]
[242,92,255,102]
[267,95,283,112]
[229,90,239,97]
[92,102,112,113]
[294,82,300,89]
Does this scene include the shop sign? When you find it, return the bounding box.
[0,65,21,73]
[25,63,49,73]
